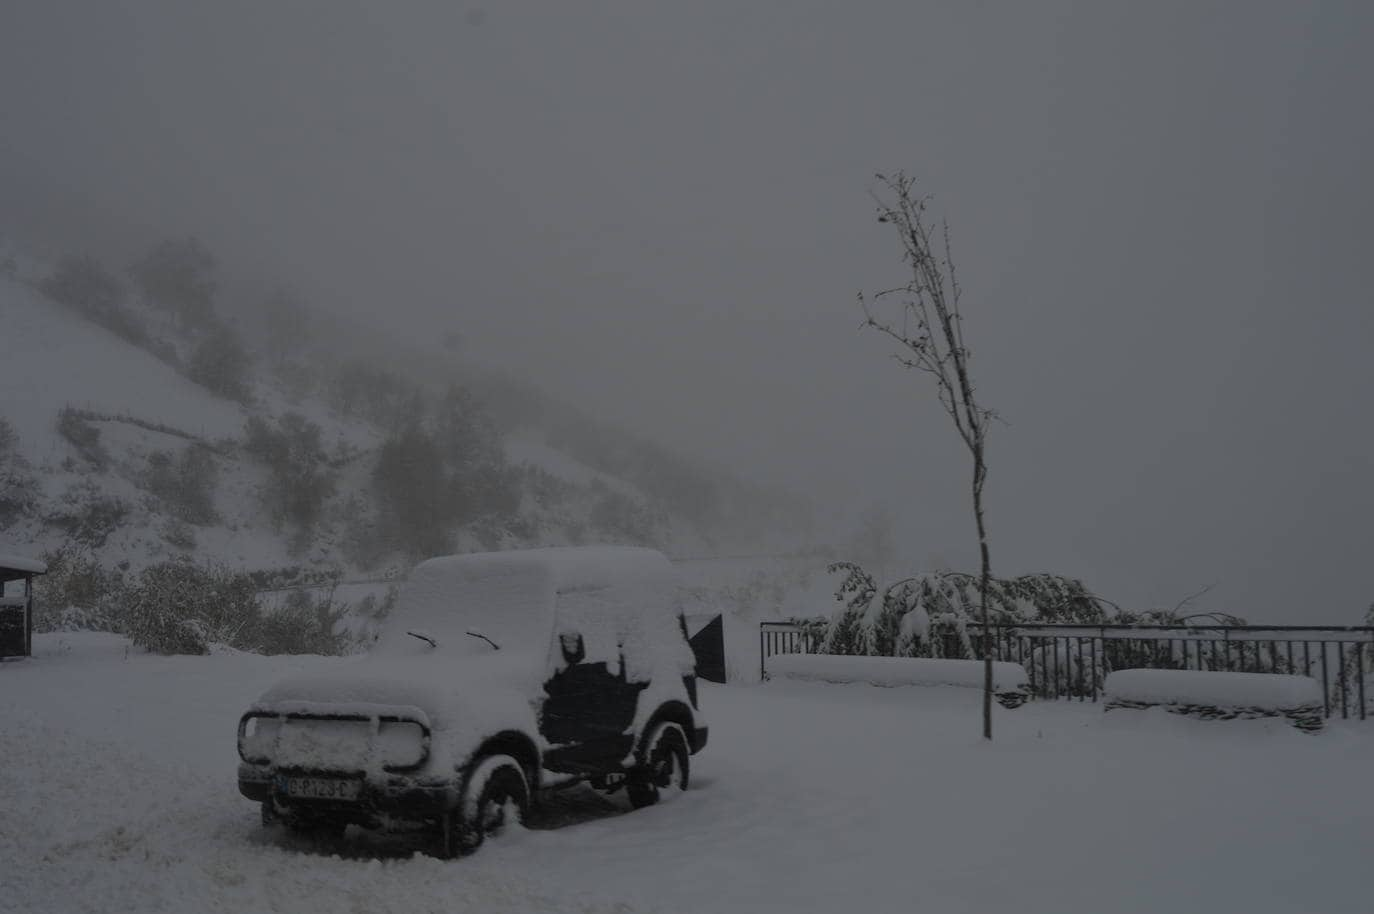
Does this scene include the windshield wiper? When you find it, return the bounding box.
[406,630,437,648]
[465,630,500,651]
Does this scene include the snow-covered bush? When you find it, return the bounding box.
[823,562,877,655]
[820,563,1121,661]
[32,545,125,633]
[51,480,129,548]
[254,587,352,656]
[122,559,261,654]
[1022,639,1102,698]
[357,585,399,621]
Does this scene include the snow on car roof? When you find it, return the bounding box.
[376,547,676,657]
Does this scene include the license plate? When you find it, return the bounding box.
[277,776,362,801]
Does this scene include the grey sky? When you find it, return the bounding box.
[2,1,1372,621]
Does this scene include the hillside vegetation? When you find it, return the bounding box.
[0,237,813,609]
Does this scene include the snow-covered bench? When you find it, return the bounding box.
[1104,669,1324,732]
[765,654,1031,708]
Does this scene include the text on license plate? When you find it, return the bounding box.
[277,776,362,801]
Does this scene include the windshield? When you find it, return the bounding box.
[373,555,556,657]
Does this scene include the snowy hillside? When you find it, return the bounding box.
[0,248,816,598]
[1,273,248,462]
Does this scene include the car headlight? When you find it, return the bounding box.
[238,713,281,764]
[377,719,429,771]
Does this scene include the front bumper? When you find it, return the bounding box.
[238,765,452,822]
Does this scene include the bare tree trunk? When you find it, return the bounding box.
[859,171,999,739]
[973,452,991,740]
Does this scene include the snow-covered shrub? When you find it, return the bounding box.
[785,616,829,650]
[353,585,399,634]
[1022,639,1102,698]
[819,563,1124,662]
[823,562,875,655]
[253,587,352,656]
[122,559,262,655]
[51,480,129,548]
[1333,604,1374,717]
[143,445,219,526]
[32,545,125,633]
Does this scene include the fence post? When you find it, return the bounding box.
[759,628,766,683]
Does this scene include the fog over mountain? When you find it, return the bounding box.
[3,1,1372,620]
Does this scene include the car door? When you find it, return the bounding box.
[538,621,647,774]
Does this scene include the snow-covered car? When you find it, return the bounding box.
[237,546,708,856]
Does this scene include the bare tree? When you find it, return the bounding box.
[858,172,998,739]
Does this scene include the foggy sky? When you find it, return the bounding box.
[3,1,1372,622]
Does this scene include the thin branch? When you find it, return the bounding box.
[1171,582,1219,616]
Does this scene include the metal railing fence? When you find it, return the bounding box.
[760,621,1374,720]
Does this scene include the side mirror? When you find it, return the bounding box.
[559,632,585,665]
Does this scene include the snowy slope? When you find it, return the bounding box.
[4,632,1373,914]
[1,246,817,596]
[0,274,247,463]
[504,429,644,499]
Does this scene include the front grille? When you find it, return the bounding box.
[238,711,430,772]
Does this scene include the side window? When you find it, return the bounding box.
[558,631,586,665]
[551,587,622,675]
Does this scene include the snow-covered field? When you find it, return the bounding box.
[3,633,1371,914]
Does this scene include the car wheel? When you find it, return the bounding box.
[450,754,529,856]
[627,722,689,809]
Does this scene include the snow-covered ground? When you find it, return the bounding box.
[3,633,1372,914]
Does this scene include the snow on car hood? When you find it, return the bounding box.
[252,648,543,764]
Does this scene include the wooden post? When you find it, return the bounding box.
[24,573,32,657]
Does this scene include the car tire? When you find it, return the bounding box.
[627,722,689,809]
[450,754,529,856]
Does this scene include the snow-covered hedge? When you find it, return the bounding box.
[1104,669,1324,732]
[766,653,1031,708]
